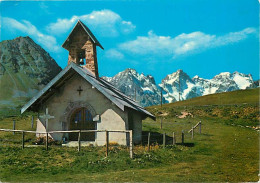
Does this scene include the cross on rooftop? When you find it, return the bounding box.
[40,108,54,132]
[77,86,83,95]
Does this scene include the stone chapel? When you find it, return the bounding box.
[21,20,155,145]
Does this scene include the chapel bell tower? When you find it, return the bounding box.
[62,20,104,78]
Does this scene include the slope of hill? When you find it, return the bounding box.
[146,88,259,128]
[163,88,259,107]
[0,36,61,108]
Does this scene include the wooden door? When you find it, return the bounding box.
[69,107,95,141]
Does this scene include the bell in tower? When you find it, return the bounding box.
[62,20,104,78]
[78,52,85,65]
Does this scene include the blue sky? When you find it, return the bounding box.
[1,0,259,83]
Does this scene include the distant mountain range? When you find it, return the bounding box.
[0,36,61,108]
[0,36,258,108]
[102,69,166,107]
[103,69,258,106]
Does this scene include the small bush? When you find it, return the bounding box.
[33,136,61,145]
[108,141,119,146]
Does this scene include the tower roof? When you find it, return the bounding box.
[62,20,104,50]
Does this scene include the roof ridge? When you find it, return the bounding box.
[62,20,104,50]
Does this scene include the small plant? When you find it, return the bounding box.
[108,141,119,146]
[33,136,60,145]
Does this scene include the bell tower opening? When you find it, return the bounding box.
[62,20,104,78]
[78,51,85,65]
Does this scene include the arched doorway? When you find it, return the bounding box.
[69,107,96,141]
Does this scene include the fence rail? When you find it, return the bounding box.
[0,129,37,133]
[188,121,201,133]
[1,121,203,158]
[187,121,202,139]
[0,129,133,158]
[0,129,132,133]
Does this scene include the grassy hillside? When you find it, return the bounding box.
[147,88,259,128]
[161,88,259,107]
[0,68,40,108]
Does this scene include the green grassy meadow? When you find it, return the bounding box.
[162,88,259,107]
[0,89,259,182]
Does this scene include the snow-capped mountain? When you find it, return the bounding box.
[103,69,256,106]
[159,69,201,103]
[160,70,255,103]
[211,72,253,91]
[102,68,166,107]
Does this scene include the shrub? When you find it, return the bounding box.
[108,141,119,146]
[33,136,61,145]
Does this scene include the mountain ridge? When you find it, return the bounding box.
[0,36,62,107]
[103,69,257,106]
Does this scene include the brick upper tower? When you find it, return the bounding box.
[62,20,104,78]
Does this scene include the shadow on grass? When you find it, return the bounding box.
[142,131,195,147]
[175,143,195,147]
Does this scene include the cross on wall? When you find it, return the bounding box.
[40,108,54,132]
[77,86,83,95]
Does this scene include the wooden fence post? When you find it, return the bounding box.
[13,120,15,135]
[163,132,166,148]
[160,118,162,129]
[22,131,24,149]
[147,132,150,152]
[106,130,109,157]
[191,126,194,139]
[199,121,201,134]
[181,130,184,145]
[129,130,133,158]
[172,132,175,145]
[78,130,81,152]
[31,116,34,129]
[46,133,48,151]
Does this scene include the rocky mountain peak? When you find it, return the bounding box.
[162,69,192,85]
[213,72,231,80]
[104,68,256,106]
[0,36,61,107]
[146,75,156,85]
[0,36,60,81]
[102,68,164,106]
[177,69,183,73]
[193,75,200,79]
[126,68,137,73]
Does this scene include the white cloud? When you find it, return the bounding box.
[119,28,257,58]
[38,2,52,14]
[2,17,60,52]
[46,9,136,37]
[105,49,124,59]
